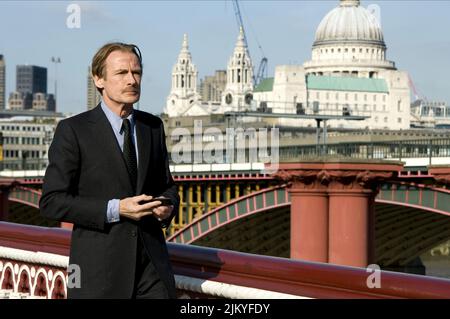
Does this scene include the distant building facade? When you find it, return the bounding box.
[8,91,55,112]
[411,100,450,129]
[199,70,227,103]
[16,65,47,95]
[87,66,101,110]
[0,117,58,170]
[32,93,55,112]
[7,65,56,112]
[8,92,33,110]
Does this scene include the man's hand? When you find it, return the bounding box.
[152,203,174,222]
[119,194,161,221]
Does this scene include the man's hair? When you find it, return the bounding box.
[91,42,143,93]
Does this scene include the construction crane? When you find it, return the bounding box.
[408,74,427,102]
[231,0,268,86]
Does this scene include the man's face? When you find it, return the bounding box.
[94,50,142,108]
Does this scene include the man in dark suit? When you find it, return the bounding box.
[39,43,179,299]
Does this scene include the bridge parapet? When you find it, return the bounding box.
[1,222,450,299]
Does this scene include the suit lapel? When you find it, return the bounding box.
[135,111,152,195]
[88,104,134,193]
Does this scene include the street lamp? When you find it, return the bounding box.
[51,57,61,110]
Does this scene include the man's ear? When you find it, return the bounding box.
[93,75,104,90]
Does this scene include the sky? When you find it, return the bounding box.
[0,0,449,116]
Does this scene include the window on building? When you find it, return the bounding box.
[398,118,402,123]
[397,100,402,112]
[384,117,388,123]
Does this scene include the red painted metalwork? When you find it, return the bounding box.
[173,174,273,182]
[0,222,70,256]
[1,222,450,298]
[169,242,450,299]
[376,199,450,217]
[167,185,290,244]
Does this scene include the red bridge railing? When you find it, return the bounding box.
[1,221,450,299]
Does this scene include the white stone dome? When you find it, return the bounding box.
[314,0,385,47]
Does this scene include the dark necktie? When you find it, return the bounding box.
[121,119,137,192]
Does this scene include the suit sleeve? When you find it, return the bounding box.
[39,120,107,231]
[158,121,179,229]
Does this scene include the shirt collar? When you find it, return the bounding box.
[100,100,135,135]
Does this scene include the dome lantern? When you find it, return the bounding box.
[340,0,360,7]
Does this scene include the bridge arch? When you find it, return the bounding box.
[169,182,450,270]
[4,186,57,226]
[8,186,41,209]
[167,185,291,256]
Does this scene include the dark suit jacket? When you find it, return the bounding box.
[39,105,179,299]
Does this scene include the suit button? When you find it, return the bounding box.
[131,230,137,237]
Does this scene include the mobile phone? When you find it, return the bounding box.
[139,197,172,206]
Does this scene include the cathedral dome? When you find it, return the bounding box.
[314,0,385,47]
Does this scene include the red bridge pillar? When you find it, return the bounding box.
[327,174,377,268]
[289,184,328,263]
[275,161,403,268]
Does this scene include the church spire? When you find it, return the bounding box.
[181,33,189,53]
[222,27,254,111]
[235,26,246,48]
[165,33,200,117]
